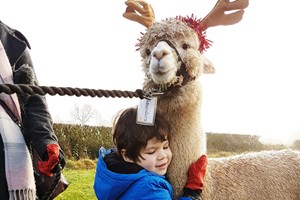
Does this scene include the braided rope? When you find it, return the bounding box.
[0,83,145,199]
[0,84,145,99]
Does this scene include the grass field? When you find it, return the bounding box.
[56,169,97,200]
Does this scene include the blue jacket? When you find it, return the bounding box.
[94,148,191,200]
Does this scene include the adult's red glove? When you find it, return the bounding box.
[38,144,60,177]
[184,154,208,191]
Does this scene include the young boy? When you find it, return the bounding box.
[94,107,207,200]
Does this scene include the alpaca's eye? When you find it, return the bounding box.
[145,49,151,56]
[182,43,190,50]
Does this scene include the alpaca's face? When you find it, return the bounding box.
[146,40,181,85]
[138,18,204,91]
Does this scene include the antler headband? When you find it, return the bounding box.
[123,0,249,52]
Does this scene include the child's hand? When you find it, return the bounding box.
[184,155,208,191]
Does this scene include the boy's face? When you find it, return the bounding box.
[136,138,172,176]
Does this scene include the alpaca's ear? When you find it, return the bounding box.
[123,0,155,28]
[203,56,216,74]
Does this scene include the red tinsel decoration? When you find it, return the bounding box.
[176,14,212,53]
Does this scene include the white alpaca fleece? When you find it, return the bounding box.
[138,18,207,198]
[203,149,300,199]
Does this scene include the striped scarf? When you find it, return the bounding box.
[0,41,36,199]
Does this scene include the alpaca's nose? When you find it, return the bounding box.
[153,42,171,60]
[153,50,168,60]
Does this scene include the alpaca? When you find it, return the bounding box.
[123,0,249,198]
[124,1,300,199]
[137,17,210,198]
[203,149,300,199]
[124,1,297,199]
[137,19,300,198]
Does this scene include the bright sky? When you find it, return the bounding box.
[1,0,300,144]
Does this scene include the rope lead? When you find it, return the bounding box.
[0,84,145,99]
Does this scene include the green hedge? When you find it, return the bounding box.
[54,123,113,160]
[54,124,287,160]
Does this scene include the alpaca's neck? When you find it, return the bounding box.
[157,81,202,115]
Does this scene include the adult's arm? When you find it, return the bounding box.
[11,34,65,169]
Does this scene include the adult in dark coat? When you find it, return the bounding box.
[0,20,66,199]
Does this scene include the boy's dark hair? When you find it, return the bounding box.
[112,106,171,163]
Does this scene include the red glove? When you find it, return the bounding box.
[184,155,208,191]
[38,144,60,177]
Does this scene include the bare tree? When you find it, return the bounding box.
[70,103,96,125]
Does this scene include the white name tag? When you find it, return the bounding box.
[136,97,157,126]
